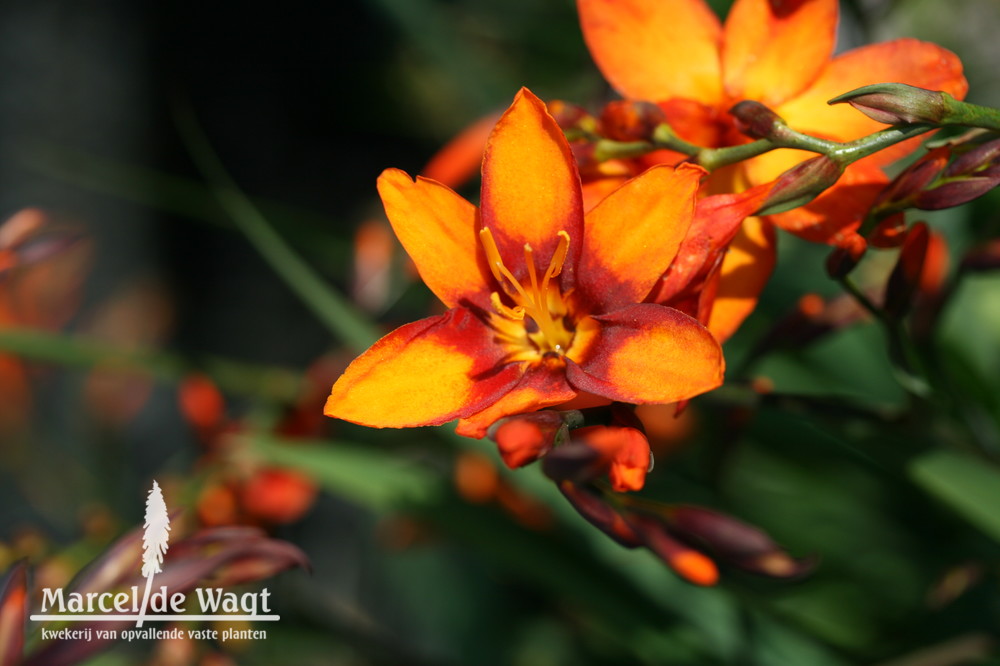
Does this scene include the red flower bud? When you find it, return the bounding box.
[884,222,931,319]
[760,156,843,215]
[241,468,318,525]
[825,234,867,279]
[662,505,811,578]
[488,410,568,469]
[598,100,667,142]
[557,482,642,548]
[575,425,652,492]
[628,514,719,586]
[728,100,785,140]
[868,214,908,249]
[547,99,595,132]
[828,83,949,125]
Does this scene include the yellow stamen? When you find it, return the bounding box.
[478,227,573,354]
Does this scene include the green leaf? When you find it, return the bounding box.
[909,450,1000,543]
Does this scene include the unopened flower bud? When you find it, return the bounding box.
[871,147,951,213]
[547,99,596,133]
[488,410,568,469]
[729,100,786,139]
[868,214,908,249]
[575,426,651,492]
[884,222,930,319]
[557,481,642,548]
[759,156,843,215]
[628,514,719,586]
[915,140,1000,209]
[828,83,949,125]
[598,100,667,142]
[825,234,867,279]
[662,505,811,578]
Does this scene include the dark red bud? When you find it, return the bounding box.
[627,514,719,586]
[557,482,642,548]
[598,100,667,142]
[662,505,812,578]
[825,234,868,279]
[868,214,908,249]
[828,83,949,125]
[884,222,930,319]
[729,100,786,139]
[759,156,844,215]
[546,99,595,132]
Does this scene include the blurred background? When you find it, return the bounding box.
[2,0,1000,664]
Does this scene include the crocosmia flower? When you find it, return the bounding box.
[577,0,967,337]
[325,89,724,437]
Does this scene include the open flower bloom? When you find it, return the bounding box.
[577,0,967,335]
[326,89,724,438]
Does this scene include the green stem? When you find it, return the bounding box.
[172,100,379,353]
[830,124,935,164]
[0,327,304,403]
[943,95,1000,132]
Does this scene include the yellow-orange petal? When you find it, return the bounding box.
[421,112,501,188]
[776,38,967,166]
[722,0,838,107]
[325,308,522,428]
[578,163,704,312]
[577,0,724,104]
[566,304,724,403]
[455,358,577,438]
[480,89,584,282]
[707,216,776,343]
[377,169,491,308]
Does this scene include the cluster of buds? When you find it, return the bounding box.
[559,483,811,586]
[178,374,320,527]
[488,404,650,492]
[485,405,809,585]
[867,132,1000,228]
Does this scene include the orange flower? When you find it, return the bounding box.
[325,89,724,437]
[577,0,967,335]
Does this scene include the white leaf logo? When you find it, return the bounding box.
[136,480,170,627]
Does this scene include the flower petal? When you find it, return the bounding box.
[776,39,967,165]
[566,304,724,403]
[377,169,492,308]
[578,163,703,312]
[456,358,577,438]
[707,216,776,342]
[722,0,838,107]
[577,0,724,103]
[325,308,521,428]
[480,89,585,285]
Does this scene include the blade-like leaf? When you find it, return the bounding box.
[910,450,1000,543]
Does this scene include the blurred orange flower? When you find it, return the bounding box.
[326,88,725,437]
[577,0,967,334]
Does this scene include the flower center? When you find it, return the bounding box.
[479,227,576,356]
